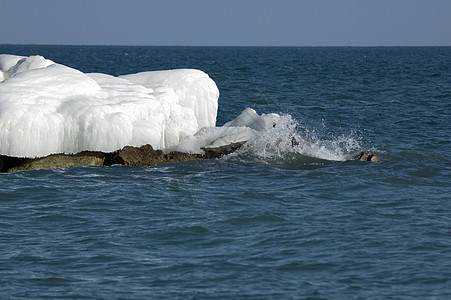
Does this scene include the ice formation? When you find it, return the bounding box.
[0,54,359,163]
[0,54,219,157]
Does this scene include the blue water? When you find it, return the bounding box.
[1,45,450,299]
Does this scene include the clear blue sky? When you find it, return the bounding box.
[1,0,450,46]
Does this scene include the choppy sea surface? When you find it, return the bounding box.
[1,45,450,299]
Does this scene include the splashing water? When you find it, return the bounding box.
[224,113,362,168]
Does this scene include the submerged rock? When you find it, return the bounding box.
[357,151,380,162]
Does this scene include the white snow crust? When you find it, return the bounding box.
[174,107,281,154]
[0,54,219,157]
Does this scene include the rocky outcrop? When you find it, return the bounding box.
[0,143,380,173]
[0,143,225,173]
[4,151,107,173]
[111,144,199,167]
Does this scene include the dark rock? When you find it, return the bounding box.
[114,144,166,167]
[0,142,242,173]
[0,155,28,172]
[113,142,245,167]
[113,144,199,167]
[166,151,201,163]
[201,141,246,159]
[357,151,380,162]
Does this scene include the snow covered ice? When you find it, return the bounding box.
[0,54,219,157]
[174,107,282,154]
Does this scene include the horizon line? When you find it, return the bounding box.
[1,43,450,48]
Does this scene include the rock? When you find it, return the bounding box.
[166,151,201,163]
[1,143,237,173]
[0,155,28,173]
[1,142,380,173]
[7,151,106,172]
[357,151,380,162]
[113,144,166,167]
[201,141,246,159]
[113,144,199,167]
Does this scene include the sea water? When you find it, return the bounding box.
[0,45,450,299]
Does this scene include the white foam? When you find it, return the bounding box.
[0,54,219,157]
[219,111,361,164]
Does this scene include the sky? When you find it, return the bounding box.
[1,0,450,46]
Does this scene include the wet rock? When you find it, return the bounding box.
[201,141,246,159]
[7,151,106,172]
[113,144,199,167]
[0,143,242,173]
[357,151,380,162]
[166,151,201,163]
[113,144,165,167]
[0,155,28,173]
[1,141,380,173]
